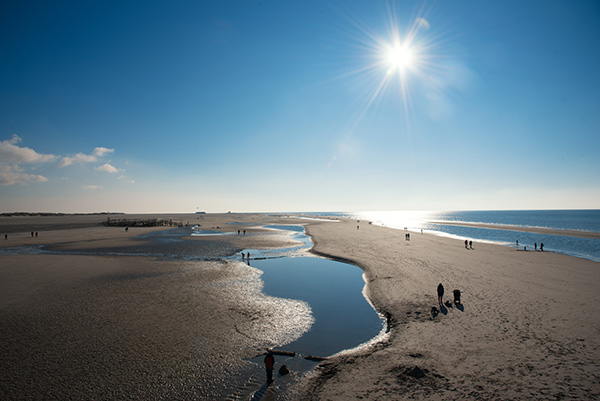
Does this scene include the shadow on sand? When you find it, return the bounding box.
[251,382,271,401]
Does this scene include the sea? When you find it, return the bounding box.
[298,210,600,263]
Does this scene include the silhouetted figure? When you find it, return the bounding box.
[238,230,240,235]
[469,240,473,249]
[31,232,34,238]
[535,243,537,251]
[4,234,7,240]
[35,232,38,238]
[264,350,275,384]
[516,240,519,248]
[540,243,544,251]
[437,283,444,304]
[453,289,461,304]
[243,229,246,235]
[465,240,468,249]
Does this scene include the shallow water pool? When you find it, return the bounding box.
[253,256,383,358]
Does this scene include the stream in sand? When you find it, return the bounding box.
[205,224,384,399]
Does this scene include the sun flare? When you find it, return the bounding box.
[385,43,414,74]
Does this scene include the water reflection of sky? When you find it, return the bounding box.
[240,225,383,358]
[254,256,382,358]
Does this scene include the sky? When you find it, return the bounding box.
[1,0,599,213]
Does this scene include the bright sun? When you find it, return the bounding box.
[385,43,414,74]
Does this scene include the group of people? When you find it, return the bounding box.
[516,240,544,251]
[237,229,246,235]
[4,232,40,240]
[464,240,473,249]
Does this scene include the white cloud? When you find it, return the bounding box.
[59,146,115,167]
[0,135,56,164]
[118,175,134,184]
[95,163,118,173]
[0,164,48,186]
[58,152,98,167]
[417,17,430,30]
[83,185,103,190]
[93,147,114,157]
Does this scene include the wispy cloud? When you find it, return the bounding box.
[0,135,56,164]
[0,135,55,185]
[83,185,103,190]
[0,165,48,186]
[1,135,121,187]
[95,163,118,173]
[118,175,135,184]
[58,152,98,167]
[59,147,114,168]
[93,147,114,157]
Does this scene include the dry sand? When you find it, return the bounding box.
[1,214,599,400]
[296,219,600,400]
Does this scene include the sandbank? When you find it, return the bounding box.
[295,218,600,400]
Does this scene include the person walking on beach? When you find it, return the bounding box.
[465,240,468,249]
[469,240,473,249]
[437,283,444,304]
[540,243,544,251]
[264,350,275,384]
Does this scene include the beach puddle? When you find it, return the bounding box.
[224,225,383,399]
[253,256,382,357]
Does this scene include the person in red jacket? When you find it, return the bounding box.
[264,350,275,384]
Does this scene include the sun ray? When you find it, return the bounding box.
[332,1,448,135]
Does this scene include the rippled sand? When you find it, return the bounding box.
[0,214,313,400]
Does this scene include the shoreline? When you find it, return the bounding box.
[428,220,600,240]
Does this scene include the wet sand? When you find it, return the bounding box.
[0,214,313,400]
[1,213,599,400]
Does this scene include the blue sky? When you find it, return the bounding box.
[1,0,599,213]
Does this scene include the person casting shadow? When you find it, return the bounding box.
[437,283,444,305]
[264,350,274,385]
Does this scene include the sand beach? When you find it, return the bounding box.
[1,213,599,400]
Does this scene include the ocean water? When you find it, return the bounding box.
[300,210,600,262]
